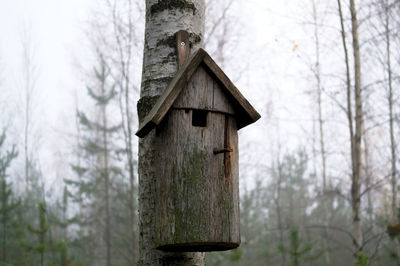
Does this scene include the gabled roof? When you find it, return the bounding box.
[136,48,261,138]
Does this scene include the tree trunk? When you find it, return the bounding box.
[349,0,363,256]
[382,1,399,263]
[137,0,205,265]
[107,0,139,261]
[362,126,373,225]
[311,1,330,263]
[101,61,112,266]
[276,160,286,265]
[383,0,396,223]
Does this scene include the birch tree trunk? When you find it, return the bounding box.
[137,1,205,265]
[382,0,397,223]
[311,1,329,263]
[102,90,111,266]
[349,0,363,256]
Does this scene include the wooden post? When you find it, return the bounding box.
[176,30,190,68]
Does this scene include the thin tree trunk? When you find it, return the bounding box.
[24,98,29,191]
[349,0,363,256]
[383,0,397,223]
[23,46,31,192]
[276,160,286,266]
[107,0,138,262]
[311,1,330,263]
[2,184,6,262]
[362,126,373,225]
[337,0,354,170]
[100,62,112,266]
[383,1,399,263]
[137,0,205,265]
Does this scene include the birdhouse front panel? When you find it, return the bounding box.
[153,85,240,252]
[173,64,236,115]
[136,48,260,252]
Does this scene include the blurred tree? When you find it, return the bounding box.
[277,228,314,266]
[66,52,123,265]
[24,202,49,266]
[0,129,19,264]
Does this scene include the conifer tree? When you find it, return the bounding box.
[66,52,122,265]
[25,202,49,266]
[277,228,314,266]
[0,129,19,264]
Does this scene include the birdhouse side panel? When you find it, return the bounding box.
[228,116,240,243]
[208,114,239,244]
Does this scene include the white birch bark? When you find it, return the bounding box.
[349,0,363,255]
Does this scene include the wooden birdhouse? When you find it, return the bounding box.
[136,46,260,252]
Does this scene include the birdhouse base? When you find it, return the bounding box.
[157,242,239,252]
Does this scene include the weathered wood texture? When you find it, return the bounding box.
[139,63,242,252]
[153,109,239,252]
[136,49,260,138]
[176,30,190,67]
[138,0,205,265]
[173,65,235,115]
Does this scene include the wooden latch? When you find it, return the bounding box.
[213,147,233,155]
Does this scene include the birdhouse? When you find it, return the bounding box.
[136,47,260,252]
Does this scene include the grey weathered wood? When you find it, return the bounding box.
[229,117,240,242]
[136,48,260,138]
[173,65,213,110]
[213,78,235,117]
[153,109,240,252]
[176,30,190,68]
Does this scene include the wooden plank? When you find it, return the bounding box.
[210,112,225,242]
[176,30,190,68]
[229,117,240,243]
[213,76,235,115]
[224,115,231,183]
[173,65,213,110]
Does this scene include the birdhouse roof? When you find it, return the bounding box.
[136,48,261,138]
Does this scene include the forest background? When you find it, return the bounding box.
[0,0,399,265]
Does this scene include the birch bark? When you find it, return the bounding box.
[349,0,363,255]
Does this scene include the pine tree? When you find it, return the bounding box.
[66,52,122,265]
[277,228,314,266]
[25,202,49,266]
[0,129,19,264]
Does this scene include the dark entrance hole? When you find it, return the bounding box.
[192,110,208,127]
